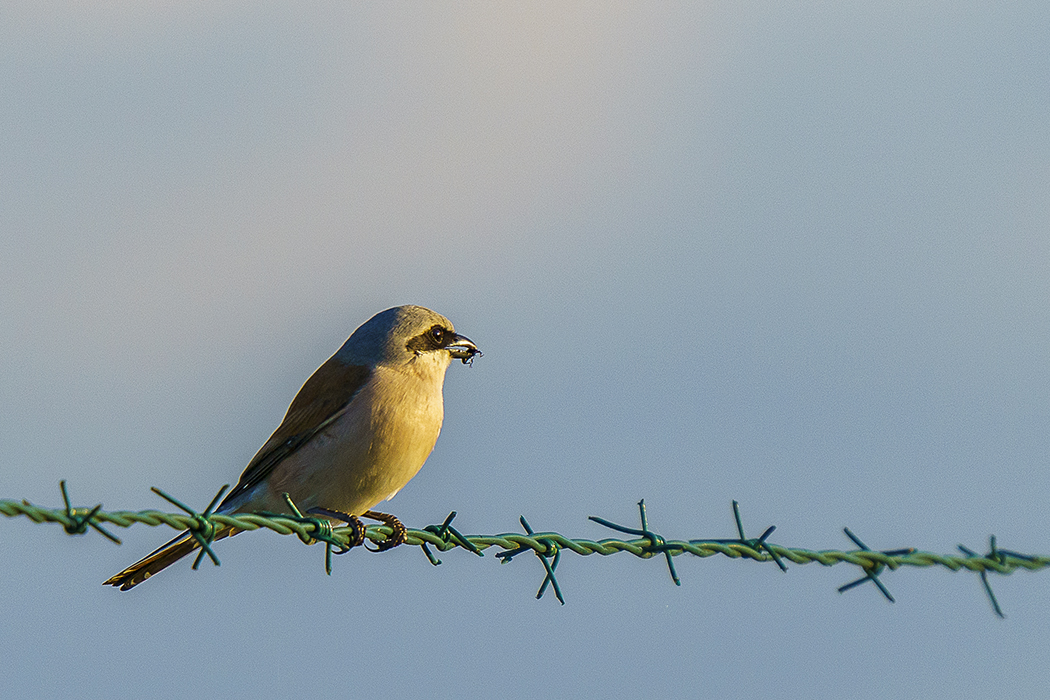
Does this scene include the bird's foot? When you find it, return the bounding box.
[306,507,367,549]
[361,510,407,551]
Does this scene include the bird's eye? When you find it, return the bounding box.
[429,326,445,344]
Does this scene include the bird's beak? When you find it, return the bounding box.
[447,334,481,364]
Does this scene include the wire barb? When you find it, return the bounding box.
[57,480,121,544]
[261,494,363,576]
[590,499,681,585]
[836,528,915,604]
[958,536,1014,618]
[496,516,564,604]
[687,500,786,572]
[419,511,481,565]
[150,485,228,569]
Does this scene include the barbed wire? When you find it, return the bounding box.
[2,481,1047,614]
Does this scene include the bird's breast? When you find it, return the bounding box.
[266,363,446,515]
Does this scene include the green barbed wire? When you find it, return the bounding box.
[3,481,1047,614]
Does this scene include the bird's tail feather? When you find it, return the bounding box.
[103,527,234,591]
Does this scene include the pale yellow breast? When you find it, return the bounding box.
[260,355,449,515]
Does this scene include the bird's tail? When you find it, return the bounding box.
[103,526,234,591]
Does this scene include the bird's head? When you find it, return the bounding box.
[338,305,480,369]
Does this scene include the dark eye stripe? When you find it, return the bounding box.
[406,325,450,353]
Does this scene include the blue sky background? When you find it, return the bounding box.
[2,3,1049,698]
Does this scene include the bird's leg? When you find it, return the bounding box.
[306,507,366,549]
[361,510,407,551]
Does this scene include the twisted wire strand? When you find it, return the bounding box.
[3,497,1047,576]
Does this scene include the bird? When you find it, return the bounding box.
[104,305,480,590]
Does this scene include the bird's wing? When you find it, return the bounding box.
[219,356,372,509]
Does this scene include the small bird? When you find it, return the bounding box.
[104,305,480,590]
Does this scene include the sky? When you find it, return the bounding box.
[2,3,1049,698]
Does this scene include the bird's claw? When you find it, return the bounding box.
[306,507,406,551]
[362,510,407,551]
